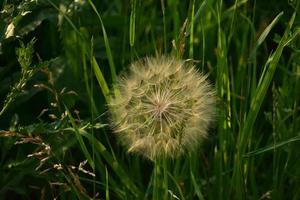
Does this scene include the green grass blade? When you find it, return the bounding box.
[91,55,110,103]
[129,0,136,47]
[189,0,195,58]
[191,171,205,200]
[244,134,300,157]
[167,172,185,200]
[79,129,142,197]
[81,45,99,115]
[105,166,110,200]
[240,11,297,151]
[256,12,283,46]
[65,105,95,170]
[87,0,117,84]
[161,0,167,53]
[249,12,283,62]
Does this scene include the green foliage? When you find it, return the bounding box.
[0,39,36,117]
[1,0,300,199]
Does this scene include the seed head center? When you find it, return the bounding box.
[154,100,170,117]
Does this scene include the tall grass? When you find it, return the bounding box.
[0,0,300,199]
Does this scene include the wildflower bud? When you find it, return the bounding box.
[109,57,215,160]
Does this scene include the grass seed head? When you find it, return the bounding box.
[109,57,215,160]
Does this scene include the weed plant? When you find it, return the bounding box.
[0,0,300,199]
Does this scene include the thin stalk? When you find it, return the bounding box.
[0,98,12,117]
[153,158,168,200]
[163,158,168,199]
[161,0,167,53]
[189,0,195,58]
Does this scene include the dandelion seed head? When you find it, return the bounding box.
[109,57,215,160]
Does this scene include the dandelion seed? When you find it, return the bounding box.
[109,57,215,160]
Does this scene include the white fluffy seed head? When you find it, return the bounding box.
[109,57,215,160]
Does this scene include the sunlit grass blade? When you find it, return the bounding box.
[129,0,136,47]
[185,0,207,37]
[244,134,300,157]
[240,11,297,152]
[105,166,110,200]
[87,0,117,85]
[189,0,195,58]
[91,55,110,103]
[215,1,231,198]
[249,12,284,61]
[81,45,99,115]
[65,105,95,170]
